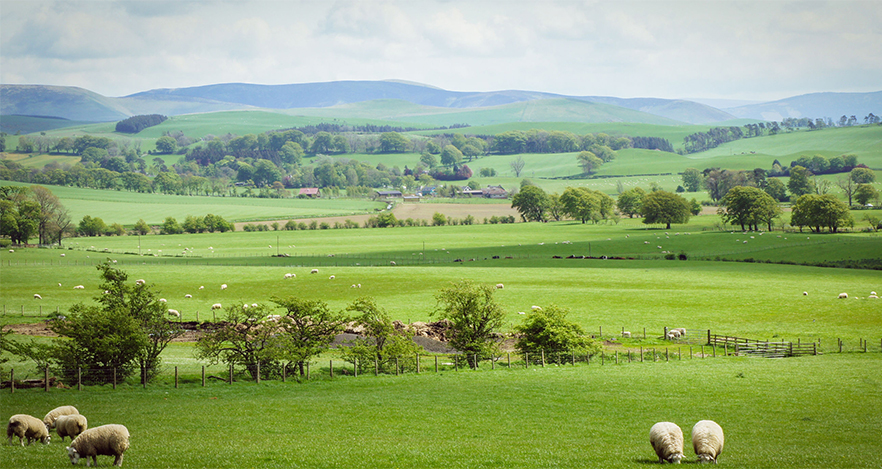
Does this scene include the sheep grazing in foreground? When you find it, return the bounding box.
[211,303,222,310]
[496,283,504,289]
[692,420,724,464]
[55,414,88,442]
[7,414,51,446]
[34,294,42,299]
[838,292,848,299]
[67,424,130,467]
[390,261,396,266]
[622,331,631,338]
[167,309,180,318]
[311,269,319,274]
[650,421,684,464]
[43,405,79,430]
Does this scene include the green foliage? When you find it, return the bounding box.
[514,305,601,364]
[270,296,348,376]
[577,151,603,174]
[154,135,177,154]
[850,167,876,184]
[765,178,788,202]
[511,185,548,222]
[78,215,107,237]
[854,184,879,206]
[641,190,691,229]
[160,216,183,235]
[718,186,782,231]
[681,168,703,192]
[617,187,646,218]
[433,280,505,368]
[791,194,853,233]
[788,165,815,198]
[560,187,614,224]
[379,132,408,153]
[340,297,422,374]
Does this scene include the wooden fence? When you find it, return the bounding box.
[707,332,820,357]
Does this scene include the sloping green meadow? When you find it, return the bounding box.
[2,354,880,468]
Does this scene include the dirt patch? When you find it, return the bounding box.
[2,321,56,337]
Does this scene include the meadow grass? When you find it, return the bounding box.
[1,353,880,468]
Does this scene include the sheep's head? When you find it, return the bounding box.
[40,435,51,445]
[67,446,80,464]
[668,453,683,464]
[697,453,716,463]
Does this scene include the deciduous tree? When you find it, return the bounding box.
[434,280,506,368]
[641,190,691,229]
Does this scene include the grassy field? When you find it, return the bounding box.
[1,354,880,468]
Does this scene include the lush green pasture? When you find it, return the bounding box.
[2,354,881,468]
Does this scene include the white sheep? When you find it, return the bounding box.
[284,273,295,279]
[67,424,129,467]
[221,284,227,290]
[390,261,396,266]
[74,285,85,290]
[159,298,167,303]
[167,309,180,318]
[671,328,686,336]
[667,331,680,340]
[198,285,204,290]
[357,284,361,288]
[622,331,632,338]
[56,414,88,442]
[43,405,80,430]
[870,293,879,299]
[34,294,42,299]
[184,294,192,298]
[838,292,848,299]
[311,269,319,274]
[496,283,504,289]
[7,414,50,446]
[329,275,335,280]
[61,253,65,257]
[803,291,808,296]
[531,305,542,311]
[692,420,724,464]
[135,279,145,285]
[650,421,684,464]
[211,303,223,310]
[351,284,357,288]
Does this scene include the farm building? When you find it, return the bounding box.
[298,188,320,198]
[374,190,403,199]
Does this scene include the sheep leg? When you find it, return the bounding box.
[114,454,124,466]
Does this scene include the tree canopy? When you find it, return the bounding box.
[790,194,853,233]
[640,190,691,229]
[718,186,782,231]
[434,280,506,368]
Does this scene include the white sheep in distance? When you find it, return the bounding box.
[667,330,681,340]
[284,273,295,279]
[221,284,227,290]
[34,294,42,299]
[159,298,167,303]
[671,328,686,336]
[838,292,848,299]
[622,331,632,338]
[390,261,396,266]
[73,285,85,289]
[650,421,684,464]
[135,279,145,286]
[211,303,223,310]
[43,405,79,430]
[167,309,180,318]
[7,414,51,446]
[198,285,204,290]
[329,275,335,280]
[692,420,724,464]
[531,306,542,311]
[56,414,88,442]
[311,269,319,274]
[496,283,504,289]
[184,294,192,298]
[67,424,130,467]
[803,291,808,296]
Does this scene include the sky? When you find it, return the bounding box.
[1,0,881,103]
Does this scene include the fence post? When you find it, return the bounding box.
[712,344,716,357]
[541,350,545,367]
[416,354,420,374]
[640,346,643,362]
[45,367,50,392]
[256,362,260,384]
[435,356,438,373]
[78,367,82,391]
[330,360,334,378]
[572,351,575,366]
[202,366,206,387]
[701,345,705,358]
[813,343,817,356]
[615,351,618,364]
[10,369,13,393]
[601,352,604,366]
[229,363,233,384]
[525,352,529,368]
[454,355,459,371]
[643,327,646,339]
[665,348,669,361]
[113,368,117,390]
[664,326,668,340]
[707,329,711,345]
[507,353,511,368]
[175,367,179,388]
[864,339,868,353]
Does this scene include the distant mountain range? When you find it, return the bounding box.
[1,81,879,129]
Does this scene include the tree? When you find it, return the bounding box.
[511,185,548,222]
[577,151,603,174]
[78,215,108,237]
[270,296,348,377]
[379,132,408,153]
[195,304,286,381]
[133,219,151,235]
[546,193,563,221]
[681,168,703,192]
[434,280,506,368]
[509,156,525,177]
[718,186,781,231]
[280,141,304,165]
[764,178,788,202]
[160,216,183,235]
[29,185,69,245]
[440,145,463,167]
[339,297,422,374]
[790,194,853,233]
[617,187,646,218]
[836,175,858,206]
[560,187,602,224]
[850,167,876,184]
[154,136,177,154]
[0,186,40,244]
[854,184,879,206]
[514,305,601,364]
[788,166,815,198]
[420,152,438,169]
[641,190,691,229]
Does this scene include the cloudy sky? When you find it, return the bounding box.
[2,0,880,103]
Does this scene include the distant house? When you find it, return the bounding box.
[483,185,508,199]
[402,195,422,203]
[298,188,320,198]
[418,186,437,196]
[374,190,402,199]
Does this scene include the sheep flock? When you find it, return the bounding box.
[650,420,724,464]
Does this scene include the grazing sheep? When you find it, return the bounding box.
[7,414,50,446]
[159,298,167,303]
[211,303,222,310]
[184,294,192,298]
[311,269,319,274]
[838,292,848,299]
[622,331,632,338]
[329,275,335,280]
[135,279,145,286]
[390,261,396,266]
[803,291,808,296]
[67,424,129,467]
[34,294,42,299]
[221,284,227,290]
[167,309,180,318]
[870,293,879,299]
[531,306,542,311]
[671,328,686,336]
[56,414,88,442]
[650,422,684,464]
[692,420,724,464]
[667,330,681,340]
[74,285,85,290]
[284,273,295,279]
[43,405,79,430]
[8,249,13,253]
[357,284,361,288]
[496,283,504,289]
[198,286,204,290]
[351,284,357,288]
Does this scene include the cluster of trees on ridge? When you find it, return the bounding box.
[0,265,599,383]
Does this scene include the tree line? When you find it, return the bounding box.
[115,114,168,133]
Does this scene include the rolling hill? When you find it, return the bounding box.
[725,91,882,121]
